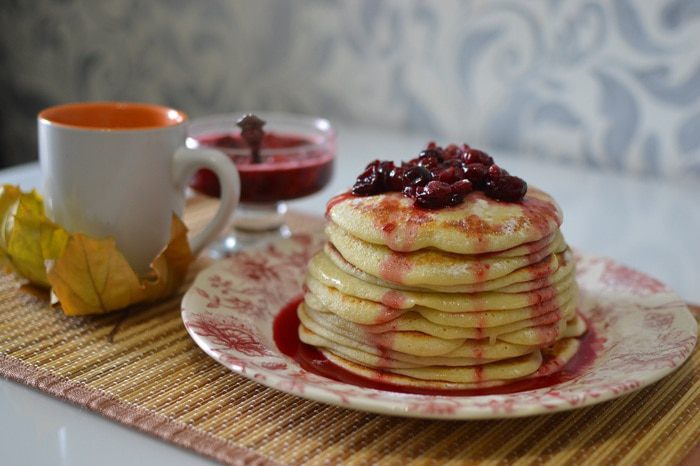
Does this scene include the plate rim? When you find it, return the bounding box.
[181,235,697,420]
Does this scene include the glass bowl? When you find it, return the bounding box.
[186,112,336,257]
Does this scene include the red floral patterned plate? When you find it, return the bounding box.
[181,233,696,419]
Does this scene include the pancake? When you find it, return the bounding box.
[327,187,562,254]
[298,167,586,391]
[561,314,587,338]
[298,303,537,360]
[298,300,573,359]
[314,337,582,390]
[529,337,581,378]
[387,351,542,384]
[302,300,577,349]
[324,242,573,294]
[298,325,495,368]
[362,305,576,340]
[326,222,567,286]
[300,307,586,389]
[306,299,574,341]
[321,350,539,389]
[320,245,574,294]
[418,293,577,328]
[304,270,578,328]
[304,282,577,329]
[306,251,577,313]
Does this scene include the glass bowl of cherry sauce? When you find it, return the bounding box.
[187,112,335,258]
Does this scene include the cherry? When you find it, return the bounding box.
[448,193,464,205]
[442,158,464,168]
[377,160,396,185]
[443,144,464,160]
[451,179,473,195]
[419,147,444,161]
[363,159,380,170]
[386,166,405,191]
[464,149,494,166]
[484,175,527,202]
[415,181,453,209]
[404,165,433,186]
[488,164,508,181]
[437,166,460,183]
[352,160,384,195]
[417,155,441,170]
[462,163,489,187]
[349,142,527,207]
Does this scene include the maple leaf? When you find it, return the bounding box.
[46,233,142,315]
[0,185,194,316]
[0,186,68,287]
[138,214,194,303]
[47,215,194,316]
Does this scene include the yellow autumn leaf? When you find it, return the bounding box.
[0,187,68,287]
[47,234,142,315]
[139,214,193,302]
[0,184,195,316]
[47,215,194,316]
[0,185,21,251]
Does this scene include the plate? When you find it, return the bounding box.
[181,233,697,419]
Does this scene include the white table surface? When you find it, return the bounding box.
[1,124,698,465]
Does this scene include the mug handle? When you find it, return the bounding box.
[172,147,240,256]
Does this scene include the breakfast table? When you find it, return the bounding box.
[0,123,698,465]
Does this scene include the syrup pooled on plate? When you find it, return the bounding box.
[274,297,599,396]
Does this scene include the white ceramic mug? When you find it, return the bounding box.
[38,102,240,274]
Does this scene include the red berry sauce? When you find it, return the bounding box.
[189,132,334,203]
[274,297,600,396]
[351,143,527,208]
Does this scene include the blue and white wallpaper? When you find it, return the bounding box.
[1,0,699,177]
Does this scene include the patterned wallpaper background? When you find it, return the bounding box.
[1,0,699,177]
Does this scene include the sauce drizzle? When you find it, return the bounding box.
[274,297,600,396]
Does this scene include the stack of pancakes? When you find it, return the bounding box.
[298,187,586,389]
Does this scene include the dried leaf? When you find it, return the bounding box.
[0,184,195,316]
[47,234,143,315]
[0,187,68,287]
[139,214,193,302]
[0,185,21,251]
[46,216,194,316]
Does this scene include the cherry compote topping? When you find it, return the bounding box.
[351,142,527,208]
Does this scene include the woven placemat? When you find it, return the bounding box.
[0,196,699,466]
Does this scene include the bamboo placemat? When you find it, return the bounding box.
[0,196,699,466]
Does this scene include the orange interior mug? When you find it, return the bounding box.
[38,102,240,273]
